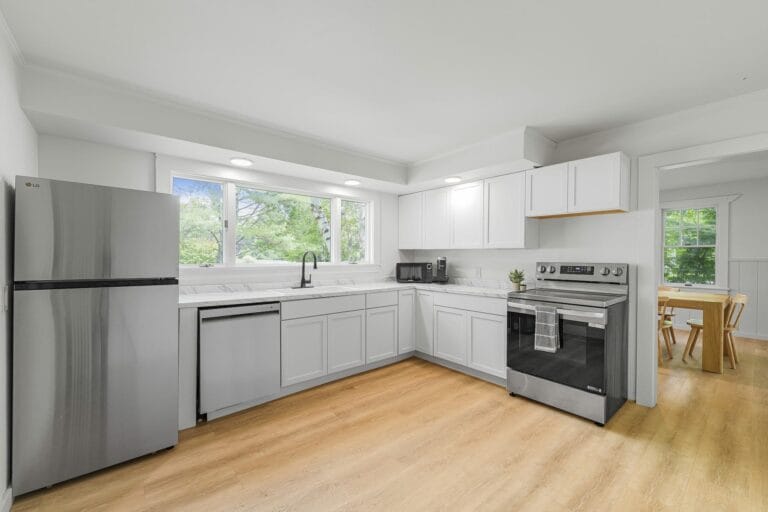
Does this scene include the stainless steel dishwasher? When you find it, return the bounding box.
[199,302,281,418]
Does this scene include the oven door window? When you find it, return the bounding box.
[507,312,606,394]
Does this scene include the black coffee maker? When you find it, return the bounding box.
[433,256,449,283]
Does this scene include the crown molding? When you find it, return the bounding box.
[0,7,24,64]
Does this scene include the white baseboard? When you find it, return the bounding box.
[1,487,12,512]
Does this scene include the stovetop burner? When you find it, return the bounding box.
[508,287,627,308]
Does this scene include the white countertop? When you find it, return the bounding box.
[179,282,511,308]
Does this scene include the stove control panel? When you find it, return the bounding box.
[535,262,629,284]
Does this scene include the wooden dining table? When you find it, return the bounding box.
[660,290,731,374]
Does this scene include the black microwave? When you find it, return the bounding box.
[396,262,433,283]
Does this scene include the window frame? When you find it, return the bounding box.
[172,172,373,268]
[659,195,738,289]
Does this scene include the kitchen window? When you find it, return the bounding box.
[173,177,225,266]
[173,176,371,266]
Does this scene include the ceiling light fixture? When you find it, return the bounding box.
[230,157,253,167]
[444,176,461,184]
[344,179,361,186]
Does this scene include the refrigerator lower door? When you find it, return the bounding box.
[12,284,179,496]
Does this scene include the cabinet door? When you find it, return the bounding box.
[415,291,434,355]
[423,188,451,249]
[450,181,484,249]
[568,152,627,213]
[467,311,507,378]
[398,193,423,249]
[398,290,416,354]
[434,306,467,365]
[484,172,529,248]
[366,306,398,363]
[327,310,365,374]
[281,316,327,387]
[525,163,568,217]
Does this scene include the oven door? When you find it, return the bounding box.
[507,301,607,394]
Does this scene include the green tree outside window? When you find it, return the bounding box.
[173,176,370,266]
[663,207,716,285]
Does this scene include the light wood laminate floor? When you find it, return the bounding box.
[14,331,768,511]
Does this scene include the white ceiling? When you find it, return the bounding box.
[660,150,768,190]
[3,0,768,163]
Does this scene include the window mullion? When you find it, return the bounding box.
[224,182,237,266]
[331,197,341,264]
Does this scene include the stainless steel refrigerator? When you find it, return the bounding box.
[12,176,180,496]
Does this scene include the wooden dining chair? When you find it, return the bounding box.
[683,293,748,369]
[658,296,674,364]
[658,286,680,344]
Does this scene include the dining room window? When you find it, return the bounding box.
[663,207,717,285]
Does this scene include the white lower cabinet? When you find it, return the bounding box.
[415,291,434,355]
[327,310,365,374]
[467,311,507,379]
[434,306,467,365]
[366,305,398,363]
[398,290,416,354]
[281,316,328,387]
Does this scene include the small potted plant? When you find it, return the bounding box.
[509,269,525,292]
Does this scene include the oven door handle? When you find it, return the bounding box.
[507,302,607,327]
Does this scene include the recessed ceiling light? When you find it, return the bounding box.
[230,157,253,167]
[344,179,361,186]
[444,176,461,184]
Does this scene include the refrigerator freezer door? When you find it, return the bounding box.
[12,284,179,496]
[14,176,179,282]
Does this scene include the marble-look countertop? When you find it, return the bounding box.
[179,282,512,308]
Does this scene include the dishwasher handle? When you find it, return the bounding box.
[199,302,280,320]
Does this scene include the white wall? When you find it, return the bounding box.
[38,134,155,191]
[0,25,38,507]
[660,177,768,339]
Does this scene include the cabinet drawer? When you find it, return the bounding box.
[281,294,365,320]
[433,293,506,316]
[366,291,399,308]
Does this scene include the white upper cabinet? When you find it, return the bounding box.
[484,173,537,249]
[568,152,630,214]
[525,152,630,218]
[450,181,484,249]
[525,163,568,217]
[398,193,423,249]
[423,188,451,249]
